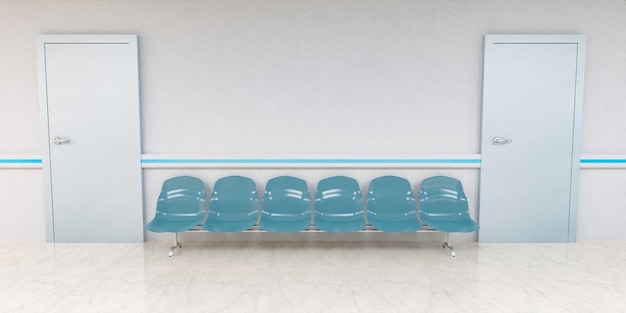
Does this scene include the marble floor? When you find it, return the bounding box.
[1,241,626,313]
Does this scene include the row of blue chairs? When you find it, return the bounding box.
[146,175,478,233]
[146,175,479,256]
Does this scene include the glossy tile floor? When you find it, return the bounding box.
[1,241,626,313]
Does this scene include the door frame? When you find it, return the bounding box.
[479,34,586,242]
[37,34,142,242]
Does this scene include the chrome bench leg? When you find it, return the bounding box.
[169,233,182,257]
[443,233,455,257]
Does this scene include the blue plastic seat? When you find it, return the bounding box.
[203,176,259,232]
[145,176,207,233]
[259,176,311,232]
[418,175,479,257]
[314,176,365,232]
[366,176,422,232]
[418,176,479,233]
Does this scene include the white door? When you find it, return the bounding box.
[37,35,144,243]
[479,35,585,243]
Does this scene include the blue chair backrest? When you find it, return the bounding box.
[366,175,421,232]
[156,176,207,221]
[145,176,207,233]
[204,175,259,232]
[419,176,469,222]
[260,176,311,232]
[314,176,365,232]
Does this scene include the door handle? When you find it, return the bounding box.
[51,136,69,145]
[493,136,512,145]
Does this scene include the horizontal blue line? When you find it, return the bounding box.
[142,159,482,164]
[580,159,626,164]
[0,159,42,164]
[2,158,623,165]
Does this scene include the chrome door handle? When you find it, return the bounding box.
[493,136,512,145]
[51,136,69,145]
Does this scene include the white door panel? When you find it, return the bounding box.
[479,35,585,242]
[38,35,143,243]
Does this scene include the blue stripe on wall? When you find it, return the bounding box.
[2,157,625,165]
[0,159,42,164]
[580,159,626,164]
[141,157,626,167]
[141,158,482,164]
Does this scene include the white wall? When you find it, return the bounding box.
[1,0,625,241]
